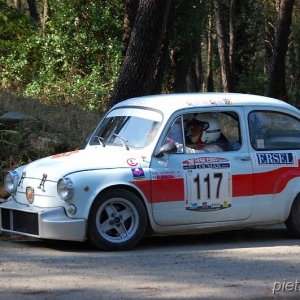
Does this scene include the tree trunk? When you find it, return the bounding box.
[206,16,214,92]
[214,0,232,92]
[265,0,295,101]
[229,0,236,88]
[196,52,204,92]
[41,0,49,35]
[165,1,204,93]
[14,0,21,9]
[109,0,172,108]
[151,0,176,94]
[27,0,40,23]
[187,57,200,92]
[169,46,193,93]
[264,19,275,70]
[289,41,300,108]
[122,0,139,56]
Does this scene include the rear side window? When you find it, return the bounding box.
[248,111,300,150]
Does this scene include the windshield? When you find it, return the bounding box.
[90,108,163,148]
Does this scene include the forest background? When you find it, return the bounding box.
[0,0,298,184]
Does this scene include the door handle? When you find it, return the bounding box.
[234,156,251,161]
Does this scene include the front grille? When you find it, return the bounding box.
[1,209,39,235]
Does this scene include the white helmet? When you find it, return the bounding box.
[196,114,221,143]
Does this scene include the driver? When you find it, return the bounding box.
[185,114,223,153]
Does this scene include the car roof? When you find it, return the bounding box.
[113,92,298,115]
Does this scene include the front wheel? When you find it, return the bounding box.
[285,195,300,237]
[87,189,147,251]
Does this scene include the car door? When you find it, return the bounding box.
[150,107,254,226]
[247,108,300,218]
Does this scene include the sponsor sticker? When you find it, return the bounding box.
[223,98,233,105]
[183,157,232,212]
[253,152,298,167]
[131,168,145,180]
[186,98,233,107]
[127,158,138,167]
[151,170,182,180]
[223,200,229,208]
[209,99,217,105]
[52,149,79,159]
[183,156,230,170]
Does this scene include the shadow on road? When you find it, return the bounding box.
[1,224,297,253]
[138,224,292,249]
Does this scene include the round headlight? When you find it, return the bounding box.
[57,177,74,202]
[5,171,19,193]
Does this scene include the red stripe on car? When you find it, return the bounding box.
[132,165,300,203]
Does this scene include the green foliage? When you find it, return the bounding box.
[0,127,18,148]
[235,71,267,95]
[0,0,124,112]
[1,0,300,107]
[171,1,206,54]
[0,0,36,90]
[0,0,34,47]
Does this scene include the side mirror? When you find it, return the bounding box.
[154,142,177,157]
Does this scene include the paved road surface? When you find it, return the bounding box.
[0,225,300,300]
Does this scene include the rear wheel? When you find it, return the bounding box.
[285,195,300,237]
[87,189,147,251]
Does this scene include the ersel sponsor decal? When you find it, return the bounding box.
[253,152,298,167]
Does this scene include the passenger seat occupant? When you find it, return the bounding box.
[185,114,223,153]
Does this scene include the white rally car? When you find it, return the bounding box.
[2,93,300,251]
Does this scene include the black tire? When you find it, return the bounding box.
[87,189,147,251]
[285,195,300,237]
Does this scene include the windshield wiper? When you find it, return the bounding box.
[113,133,129,150]
[94,136,105,147]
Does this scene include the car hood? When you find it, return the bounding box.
[19,147,150,181]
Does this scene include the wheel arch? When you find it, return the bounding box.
[89,184,153,235]
[285,191,300,221]
[273,176,300,222]
[285,191,300,237]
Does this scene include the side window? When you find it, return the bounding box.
[183,111,241,153]
[163,116,184,153]
[248,111,300,150]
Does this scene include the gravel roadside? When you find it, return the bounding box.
[0,226,300,300]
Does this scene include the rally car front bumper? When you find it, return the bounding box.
[0,198,86,242]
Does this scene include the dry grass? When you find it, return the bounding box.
[0,90,103,143]
[0,90,104,188]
